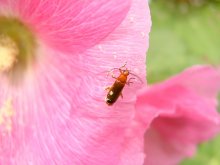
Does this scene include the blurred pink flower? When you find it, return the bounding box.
[136,66,220,165]
[0,0,151,165]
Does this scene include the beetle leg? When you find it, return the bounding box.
[107,70,117,79]
[119,68,123,74]
[126,77,136,86]
[120,93,123,99]
[105,87,111,91]
[126,82,133,86]
[111,73,117,79]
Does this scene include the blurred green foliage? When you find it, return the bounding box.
[147,1,220,164]
[148,1,220,83]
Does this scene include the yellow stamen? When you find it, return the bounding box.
[0,34,19,72]
[0,98,14,133]
[0,16,37,83]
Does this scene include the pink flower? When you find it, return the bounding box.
[0,0,151,164]
[1,0,219,165]
[136,66,220,165]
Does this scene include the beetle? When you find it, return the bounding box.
[105,63,136,105]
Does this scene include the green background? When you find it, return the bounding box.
[147,1,220,164]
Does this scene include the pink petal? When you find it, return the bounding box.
[135,66,220,165]
[0,0,151,164]
[1,0,131,54]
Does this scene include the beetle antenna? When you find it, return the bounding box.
[106,62,128,77]
[120,62,127,69]
[128,71,144,84]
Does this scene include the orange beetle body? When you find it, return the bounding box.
[105,68,131,105]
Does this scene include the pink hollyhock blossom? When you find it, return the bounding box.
[0,0,151,165]
[1,0,219,165]
[136,66,220,165]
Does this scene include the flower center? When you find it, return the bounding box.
[0,34,18,72]
[0,17,36,81]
